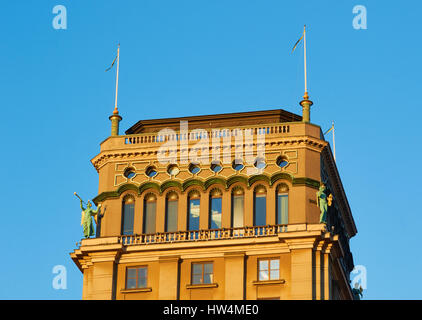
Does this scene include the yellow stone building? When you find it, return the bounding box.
[70,100,357,300]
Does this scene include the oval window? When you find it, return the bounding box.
[124,168,136,179]
[254,158,266,169]
[189,163,201,174]
[232,160,244,171]
[211,162,222,173]
[167,164,180,176]
[145,166,158,177]
[276,156,289,168]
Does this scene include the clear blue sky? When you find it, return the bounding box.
[0,0,420,300]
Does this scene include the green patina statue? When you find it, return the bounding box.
[79,198,102,238]
[316,184,328,224]
[352,283,363,300]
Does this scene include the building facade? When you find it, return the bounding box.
[70,104,357,300]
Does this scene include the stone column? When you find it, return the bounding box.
[88,251,120,300]
[224,252,245,300]
[158,256,180,300]
[323,243,333,300]
[285,238,316,300]
[313,241,324,300]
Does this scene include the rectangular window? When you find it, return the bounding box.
[126,266,147,289]
[277,194,288,225]
[258,258,279,281]
[232,194,244,228]
[191,262,213,284]
[144,201,156,234]
[122,203,134,235]
[166,200,178,232]
[254,194,266,226]
[188,199,200,230]
[210,197,222,229]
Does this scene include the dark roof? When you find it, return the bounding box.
[125,108,302,134]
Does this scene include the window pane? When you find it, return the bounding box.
[259,260,269,271]
[259,270,269,281]
[254,194,266,226]
[138,276,147,288]
[270,259,279,270]
[188,199,200,230]
[204,273,213,284]
[166,200,178,232]
[277,194,288,225]
[192,274,202,284]
[210,197,222,229]
[126,278,136,289]
[144,201,156,234]
[138,267,147,280]
[122,203,134,235]
[232,195,244,228]
[127,268,136,279]
[204,263,213,274]
[270,270,279,280]
[192,264,203,275]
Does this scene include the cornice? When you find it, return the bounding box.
[91,136,328,171]
[321,145,357,238]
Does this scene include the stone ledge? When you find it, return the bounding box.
[186,283,218,289]
[120,287,152,294]
[252,279,285,285]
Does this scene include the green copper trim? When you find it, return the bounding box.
[92,174,321,203]
[160,180,183,193]
[226,175,249,188]
[117,183,139,194]
[292,177,320,189]
[270,172,294,185]
[139,182,161,194]
[92,191,119,205]
[248,174,271,187]
[182,179,205,191]
[204,177,227,190]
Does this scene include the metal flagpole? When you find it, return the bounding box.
[303,25,308,96]
[114,44,120,111]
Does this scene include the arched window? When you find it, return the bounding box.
[188,190,200,230]
[209,189,222,229]
[165,192,178,232]
[254,185,267,226]
[232,187,244,228]
[143,193,157,234]
[121,195,135,235]
[276,184,289,225]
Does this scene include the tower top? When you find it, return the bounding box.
[109,108,122,136]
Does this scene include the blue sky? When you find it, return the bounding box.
[0,1,420,299]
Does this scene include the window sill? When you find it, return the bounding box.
[120,287,152,293]
[186,283,218,289]
[252,279,285,285]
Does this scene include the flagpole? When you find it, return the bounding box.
[114,44,120,112]
[109,44,122,137]
[303,25,308,96]
[299,25,312,123]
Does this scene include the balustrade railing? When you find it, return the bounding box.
[123,124,291,146]
[119,224,287,245]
